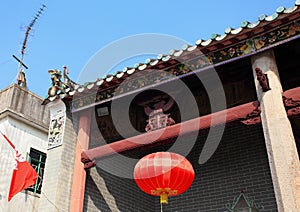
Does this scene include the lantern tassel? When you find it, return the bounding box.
[160,192,168,204]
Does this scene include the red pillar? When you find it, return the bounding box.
[70,109,92,212]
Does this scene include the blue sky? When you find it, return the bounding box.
[0,0,296,97]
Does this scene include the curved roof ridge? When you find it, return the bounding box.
[43,0,300,105]
[83,0,299,88]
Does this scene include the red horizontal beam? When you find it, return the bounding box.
[82,87,300,162]
[283,87,300,100]
[283,87,300,116]
[83,101,260,161]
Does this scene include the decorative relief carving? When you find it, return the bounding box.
[255,67,270,92]
[283,96,300,107]
[42,66,78,105]
[48,112,65,149]
[145,109,175,132]
[240,105,261,125]
[139,96,175,132]
[68,22,300,110]
[283,96,300,116]
[81,152,96,169]
[287,107,300,116]
[84,161,96,170]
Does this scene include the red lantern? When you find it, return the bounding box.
[134,152,194,204]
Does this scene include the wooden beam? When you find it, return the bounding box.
[81,86,300,163]
[82,101,260,161]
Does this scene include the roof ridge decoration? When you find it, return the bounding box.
[43,1,300,109]
[71,20,300,111]
[42,66,78,105]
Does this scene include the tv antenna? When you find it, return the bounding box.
[12,4,46,88]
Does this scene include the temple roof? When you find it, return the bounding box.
[43,0,300,109]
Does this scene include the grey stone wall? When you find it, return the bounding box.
[84,123,277,212]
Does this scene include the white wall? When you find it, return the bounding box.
[0,116,48,212]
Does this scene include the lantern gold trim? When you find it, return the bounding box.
[151,188,178,204]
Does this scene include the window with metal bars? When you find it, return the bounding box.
[26,148,46,194]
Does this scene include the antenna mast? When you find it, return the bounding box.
[14,4,46,88]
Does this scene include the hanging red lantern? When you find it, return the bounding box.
[134,152,195,204]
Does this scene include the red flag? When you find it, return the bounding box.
[8,153,38,201]
[0,132,38,201]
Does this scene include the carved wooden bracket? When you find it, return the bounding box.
[145,109,175,132]
[143,96,174,116]
[255,67,271,92]
[240,105,261,125]
[283,96,300,108]
[84,161,96,170]
[283,96,300,116]
[81,152,96,169]
[138,95,176,132]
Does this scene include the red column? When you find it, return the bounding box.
[70,109,92,212]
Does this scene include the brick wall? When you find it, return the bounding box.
[84,167,155,212]
[54,111,79,210]
[38,110,79,211]
[84,123,277,212]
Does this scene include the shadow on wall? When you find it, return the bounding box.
[83,162,157,212]
[83,170,112,212]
